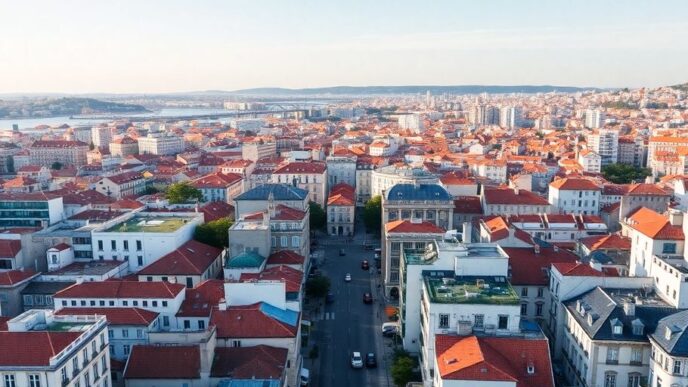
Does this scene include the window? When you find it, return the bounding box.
[91,341,96,355]
[537,287,544,298]
[162,301,168,307]
[198,320,205,330]
[101,356,107,371]
[292,236,300,247]
[152,301,158,307]
[84,370,89,386]
[97,240,103,251]
[474,314,484,328]
[627,373,641,387]
[23,295,33,306]
[521,287,528,297]
[110,240,116,250]
[536,303,544,316]
[631,347,642,364]
[137,256,143,266]
[121,329,128,338]
[123,345,130,355]
[604,372,617,387]
[136,240,142,251]
[142,301,148,307]
[73,357,79,372]
[28,374,40,387]
[280,236,288,247]
[163,316,169,326]
[184,320,191,329]
[521,303,528,315]
[439,314,449,329]
[233,340,241,347]
[498,315,509,330]
[674,360,682,375]
[607,347,619,364]
[663,243,677,254]
[136,329,143,338]
[3,374,15,387]
[61,367,68,382]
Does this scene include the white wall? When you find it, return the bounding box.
[224,281,287,310]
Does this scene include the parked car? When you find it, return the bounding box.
[351,352,363,368]
[300,368,310,386]
[339,248,346,256]
[344,273,351,282]
[326,292,335,304]
[363,292,373,304]
[361,260,369,270]
[365,353,377,368]
[382,322,400,337]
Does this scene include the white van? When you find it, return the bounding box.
[300,368,310,386]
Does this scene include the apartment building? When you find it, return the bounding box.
[271,162,327,207]
[95,171,146,199]
[549,178,602,215]
[191,172,244,203]
[0,192,64,228]
[382,183,454,230]
[327,182,355,236]
[138,133,185,155]
[29,140,89,167]
[109,135,139,157]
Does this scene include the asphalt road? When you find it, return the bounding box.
[313,229,391,387]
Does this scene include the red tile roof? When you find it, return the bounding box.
[579,234,631,251]
[328,182,356,206]
[210,303,298,338]
[385,220,445,234]
[503,247,578,286]
[55,280,185,299]
[0,331,82,366]
[138,240,221,276]
[49,243,72,252]
[105,171,144,185]
[273,162,326,174]
[124,345,200,379]
[0,317,9,331]
[62,190,115,206]
[435,335,554,387]
[272,204,306,221]
[0,269,39,286]
[267,250,305,266]
[55,307,158,326]
[200,201,234,222]
[454,196,483,214]
[211,345,287,379]
[549,177,600,191]
[30,140,88,148]
[483,187,550,206]
[626,183,669,196]
[176,279,225,318]
[0,240,22,258]
[240,265,303,293]
[551,262,610,277]
[626,207,684,240]
[191,172,243,189]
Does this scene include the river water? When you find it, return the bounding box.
[0,108,236,131]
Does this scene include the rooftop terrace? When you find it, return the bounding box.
[105,216,193,233]
[424,274,520,305]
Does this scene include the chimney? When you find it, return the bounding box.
[75,276,84,285]
[513,186,519,195]
[623,301,636,317]
[669,209,683,227]
[553,245,559,253]
[462,222,472,243]
[218,299,227,311]
[534,244,541,254]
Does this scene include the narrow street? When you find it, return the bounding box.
[307,218,394,387]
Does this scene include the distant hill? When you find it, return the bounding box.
[0,97,148,119]
[225,85,601,96]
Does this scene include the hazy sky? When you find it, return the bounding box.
[1,0,687,93]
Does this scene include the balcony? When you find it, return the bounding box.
[606,359,619,365]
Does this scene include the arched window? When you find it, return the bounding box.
[627,372,641,387]
[604,371,617,387]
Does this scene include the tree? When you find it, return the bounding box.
[308,201,326,230]
[602,163,652,184]
[193,218,232,248]
[51,161,63,170]
[306,275,331,298]
[391,355,415,387]
[363,195,382,234]
[166,182,203,204]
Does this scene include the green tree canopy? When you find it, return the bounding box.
[363,195,382,234]
[391,355,415,387]
[305,275,331,298]
[193,218,233,249]
[166,182,203,204]
[602,163,652,184]
[308,201,326,230]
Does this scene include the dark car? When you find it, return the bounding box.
[363,292,373,304]
[365,352,377,368]
[361,260,369,270]
[339,249,346,256]
[326,292,334,304]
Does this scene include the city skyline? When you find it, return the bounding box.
[1,0,687,94]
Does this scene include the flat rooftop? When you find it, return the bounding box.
[231,221,269,231]
[45,321,93,332]
[403,241,507,265]
[424,274,520,305]
[104,216,194,233]
[47,261,126,276]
